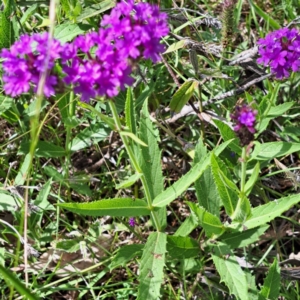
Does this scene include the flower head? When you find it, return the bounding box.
[1,33,63,97]
[257,28,300,79]
[129,217,135,227]
[231,104,257,146]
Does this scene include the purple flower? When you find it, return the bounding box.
[129,218,135,227]
[1,33,63,97]
[231,104,257,146]
[257,28,300,79]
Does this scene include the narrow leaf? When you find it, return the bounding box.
[125,87,137,134]
[245,162,260,195]
[170,80,199,113]
[138,232,166,300]
[153,152,211,207]
[211,154,238,217]
[115,173,142,189]
[0,264,39,300]
[220,225,269,249]
[120,131,147,147]
[58,198,151,217]
[234,194,300,230]
[174,214,198,237]
[250,142,300,161]
[18,141,65,158]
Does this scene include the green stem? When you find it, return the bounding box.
[108,99,161,231]
[240,146,247,193]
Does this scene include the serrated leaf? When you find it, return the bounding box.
[213,119,241,155]
[259,258,280,300]
[211,243,249,300]
[138,100,165,227]
[0,96,13,114]
[110,244,143,270]
[193,140,220,215]
[138,232,166,300]
[239,194,300,229]
[167,236,199,259]
[220,225,269,249]
[187,202,224,237]
[250,142,300,161]
[58,198,151,217]
[211,154,238,217]
[232,194,252,223]
[18,141,65,158]
[115,173,142,189]
[170,80,198,113]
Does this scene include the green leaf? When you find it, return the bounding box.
[267,102,294,117]
[163,40,185,54]
[232,194,252,223]
[138,232,166,300]
[77,0,116,22]
[78,102,115,129]
[54,23,92,43]
[0,96,14,114]
[120,131,147,147]
[211,154,238,217]
[0,0,16,49]
[153,152,211,207]
[193,140,220,216]
[0,264,39,300]
[125,87,137,135]
[116,173,142,189]
[247,0,280,29]
[231,194,300,230]
[167,236,199,259]
[187,202,224,237]
[174,214,198,237]
[70,123,111,151]
[250,142,300,161]
[18,141,65,158]
[259,258,280,300]
[14,153,31,186]
[0,192,16,211]
[138,100,165,227]
[211,243,249,300]
[110,244,143,271]
[245,162,260,195]
[170,80,199,113]
[220,225,269,249]
[213,119,241,155]
[58,198,151,217]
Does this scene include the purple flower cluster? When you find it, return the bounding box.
[1,33,63,97]
[257,28,300,79]
[1,1,169,101]
[129,217,135,227]
[231,104,257,146]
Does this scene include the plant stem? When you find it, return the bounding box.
[108,99,161,231]
[240,146,247,193]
